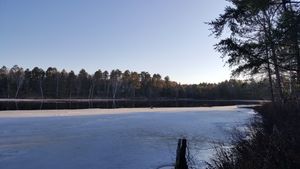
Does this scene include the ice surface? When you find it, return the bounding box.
[0,106,254,169]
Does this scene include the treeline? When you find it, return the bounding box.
[0,65,269,100]
[209,0,300,102]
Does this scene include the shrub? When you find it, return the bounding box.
[207,103,300,169]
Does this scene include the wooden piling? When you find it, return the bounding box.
[175,138,188,169]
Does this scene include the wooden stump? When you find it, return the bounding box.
[175,138,188,169]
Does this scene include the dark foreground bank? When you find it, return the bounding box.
[0,99,266,110]
[207,102,300,169]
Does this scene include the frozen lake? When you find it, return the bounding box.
[0,106,255,169]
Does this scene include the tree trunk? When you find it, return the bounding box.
[106,81,110,98]
[264,11,284,101]
[264,41,275,102]
[39,80,44,99]
[15,77,24,99]
[56,77,59,98]
[88,82,95,108]
[7,79,10,98]
[289,5,300,92]
[112,81,119,99]
[267,59,275,102]
[270,43,284,101]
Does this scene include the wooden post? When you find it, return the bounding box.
[175,138,188,169]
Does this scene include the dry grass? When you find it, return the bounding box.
[207,103,300,169]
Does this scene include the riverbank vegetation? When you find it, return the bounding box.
[208,103,300,169]
[207,0,300,168]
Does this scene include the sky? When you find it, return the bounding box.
[0,0,232,84]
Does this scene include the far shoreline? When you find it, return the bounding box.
[0,98,269,103]
[0,98,268,111]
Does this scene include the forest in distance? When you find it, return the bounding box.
[0,65,270,100]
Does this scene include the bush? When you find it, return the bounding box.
[207,103,300,169]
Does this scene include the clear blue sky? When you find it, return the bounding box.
[0,0,231,84]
